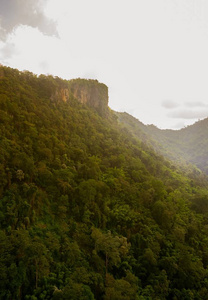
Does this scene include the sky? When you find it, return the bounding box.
[1,0,208,129]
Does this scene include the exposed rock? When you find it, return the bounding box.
[51,88,69,102]
[50,78,109,116]
[60,88,69,102]
[69,79,108,116]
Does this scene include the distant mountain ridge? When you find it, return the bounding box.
[116,112,208,174]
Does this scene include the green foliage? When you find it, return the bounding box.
[116,111,208,177]
[1,66,208,299]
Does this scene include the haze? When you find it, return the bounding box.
[1,0,208,129]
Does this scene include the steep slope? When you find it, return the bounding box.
[1,66,208,299]
[116,112,208,174]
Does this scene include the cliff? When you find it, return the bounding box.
[2,65,208,299]
[50,78,109,116]
[69,78,109,116]
[51,87,69,102]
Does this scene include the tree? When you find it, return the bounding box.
[26,238,50,289]
[91,228,130,279]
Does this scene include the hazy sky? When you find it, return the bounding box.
[1,0,208,129]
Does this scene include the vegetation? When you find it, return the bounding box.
[116,112,208,175]
[1,66,208,299]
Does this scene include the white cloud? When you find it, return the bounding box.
[184,101,208,108]
[162,100,180,109]
[2,0,208,129]
[0,0,57,39]
[0,25,69,75]
[168,109,208,119]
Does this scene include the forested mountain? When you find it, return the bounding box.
[116,112,208,175]
[1,66,208,299]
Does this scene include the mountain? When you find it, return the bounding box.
[1,66,208,299]
[116,112,208,175]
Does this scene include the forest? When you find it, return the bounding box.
[1,66,208,299]
[116,112,208,174]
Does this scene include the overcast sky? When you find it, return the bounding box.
[1,0,208,129]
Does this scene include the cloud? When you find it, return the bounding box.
[161,100,180,109]
[0,25,65,74]
[0,42,17,59]
[184,101,208,108]
[0,0,57,40]
[168,109,208,119]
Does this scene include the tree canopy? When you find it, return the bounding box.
[1,66,208,299]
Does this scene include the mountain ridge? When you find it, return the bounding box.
[116,111,208,174]
[1,65,208,299]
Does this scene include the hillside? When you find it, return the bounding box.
[1,66,208,299]
[116,112,208,175]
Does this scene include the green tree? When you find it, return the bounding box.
[92,228,130,278]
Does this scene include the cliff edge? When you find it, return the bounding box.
[69,78,109,116]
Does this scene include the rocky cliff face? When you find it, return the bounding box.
[50,78,109,115]
[69,79,109,116]
[51,88,69,102]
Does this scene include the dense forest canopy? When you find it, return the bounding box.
[116,112,208,174]
[1,66,208,299]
